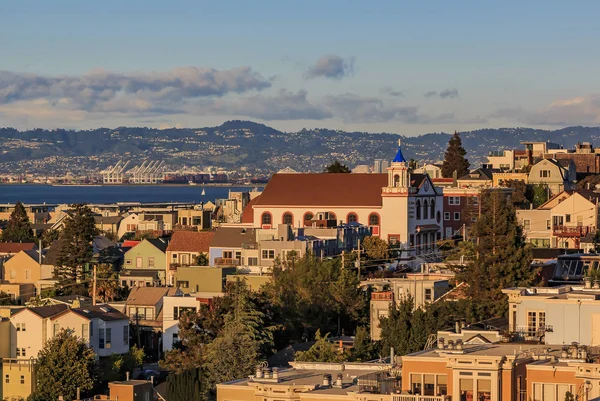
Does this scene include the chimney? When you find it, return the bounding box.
[322,374,332,387]
[272,367,280,381]
[437,338,445,349]
[390,347,395,364]
[126,371,130,381]
[455,321,461,334]
[255,365,263,379]
[335,373,343,387]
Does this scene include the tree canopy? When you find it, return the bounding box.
[30,329,97,401]
[441,131,470,178]
[324,160,351,173]
[1,201,33,242]
[295,330,345,363]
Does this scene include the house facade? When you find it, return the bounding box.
[528,158,576,196]
[122,238,169,286]
[165,231,214,285]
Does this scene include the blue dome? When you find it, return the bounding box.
[392,145,406,163]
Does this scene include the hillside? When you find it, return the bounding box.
[1,121,600,175]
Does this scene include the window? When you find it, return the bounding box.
[283,212,293,225]
[410,373,422,395]
[444,212,450,221]
[5,374,8,384]
[261,213,272,225]
[248,257,258,266]
[82,323,89,338]
[176,281,189,289]
[388,235,400,246]
[347,213,358,223]
[430,200,435,217]
[566,214,571,223]
[172,333,179,345]
[423,200,429,219]
[173,307,179,320]
[448,196,460,205]
[21,348,25,357]
[540,169,550,178]
[416,200,421,219]
[53,323,59,336]
[530,238,551,248]
[527,311,546,335]
[328,212,337,220]
[454,212,461,221]
[123,325,129,346]
[394,175,400,187]
[20,375,25,385]
[222,251,233,259]
[369,213,379,226]
[99,328,105,349]
[262,250,275,259]
[304,212,314,222]
[523,219,531,230]
[25,270,30,280]
[425,288,432,301]
[126,259,132,265]
[9,270,15,279]
[16,348,20,357]
[546,220,551,230]
[235,251,242,260]
[136,257,143,268]
[90,321,94,336]
[147,257,155,268]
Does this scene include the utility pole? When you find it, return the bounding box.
[357,238,361,280]
[92,265,97,306]
[341,250,345,269]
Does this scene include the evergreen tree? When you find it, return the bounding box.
[294,330,346,362]
[324,160,351,173]
[379,295,414,356]
[167,368,205,401]
[458,190,534,318]
[441,131,470,178]
[350,326,378,362]
[1,201,33,242]
[54,204,98,288]
[30,329,96,401]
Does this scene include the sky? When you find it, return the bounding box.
[1,0,600,136]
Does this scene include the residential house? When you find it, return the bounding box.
[493,172,529,187]
[528,158,576,196]
[457,168,494,188]
[124,286,181,359]
[517,190,599,249]
[441,187,480,239]
[121,238,169,287]
[545,141,600,177]
[208,227,257,267]
[0,243,37,258]
[0,249,53,303]
[363,273,453,340]
[10,304,69,360]
[174,266,235,294]
[414,162,444,179]
[0,203,57,224]
[483,149,529,171]
[242,143,444,250]
[94,215,123,238]
[165,231,214,285]
[176,207,212,230]
[136,211,177,235]
[162,291,222,353]
[0,359,36,401]
[107,380,154,401]
[117,212,140,240]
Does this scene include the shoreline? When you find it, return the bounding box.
[0,183,264,188]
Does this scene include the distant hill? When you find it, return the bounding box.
[1,121,600,174]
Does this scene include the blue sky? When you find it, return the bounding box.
[1,0,599,135]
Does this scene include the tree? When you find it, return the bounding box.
[30,329,96,401]
[54,204,98,288]
[362,236,389,260]
[88,264,119,303]
[39,229,60,248]
[100,345,145,382]
[167,368,205,401]
[295,330,346,362]
[1,201,33,242]
[350,326,378,362]
[531,184,549,208]
[441,131,470,178]
[457,190,534,318]
[379,296,415,356]
[324,160,351,173]
[194,253,209,266]
[0,291,17,305]
[498,179,528,206]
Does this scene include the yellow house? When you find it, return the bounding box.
[1,250,54,303]
[0,358,36,401]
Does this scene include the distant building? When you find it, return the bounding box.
[373,158,390,174]
[414,163,444,179]
[528,158,576,196]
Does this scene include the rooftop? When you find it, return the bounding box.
[166,230,214,252]
[0,242,37,254]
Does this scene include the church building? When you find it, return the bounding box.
[242,143,443,252]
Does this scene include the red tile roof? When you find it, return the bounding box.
[241,196,259,224]
[0,242,37,254]
[121,240,141,248]
[166,231,214,252]
[253,173,389,207]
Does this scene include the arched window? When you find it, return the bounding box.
[430,199,435,217]
[328,212,337,221]
[283,212,293,225]
[416,200,421,219]
[394,175,400,187]
[347,213,358,223]
[261,212,272,225]
[304,212,314,222]
[423,200,429,219]
[369,213,380,226]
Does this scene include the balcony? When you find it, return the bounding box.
[393,395,449,401]
[215,257,240,266]
[371,291,394,301]
[503,325,552,341]
[553,225,593,237]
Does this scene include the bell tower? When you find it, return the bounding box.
[385,140,410,192]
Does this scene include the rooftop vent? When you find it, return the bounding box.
[100,307,109,313]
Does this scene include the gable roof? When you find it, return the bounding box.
[458,168,494,181]
[166,231,214,252]
[146,238,170,253]
[0,242,37,254]
[253,173,388,207]
[22,249,43,263]
[126,286,179,306]
[210,227,256,248]
[121,240,141,248]
[14,304,69,319]
[241,196,259,224]
[93,216,123,225]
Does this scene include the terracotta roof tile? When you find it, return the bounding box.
[121,240,141,248]
[0,242,37,254]
[254,173,388,207]
[166,231,214,252]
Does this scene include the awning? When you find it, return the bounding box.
[416,224,440,232]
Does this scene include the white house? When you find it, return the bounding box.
[242,143,443,253]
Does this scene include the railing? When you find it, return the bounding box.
[371,291,394,301]
[242,242,258,249]
[553,225,593,237]
[393,395,449,401]
[215,257,240,266]
[503,326,551,340]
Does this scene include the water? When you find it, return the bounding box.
[0,184,261,204]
